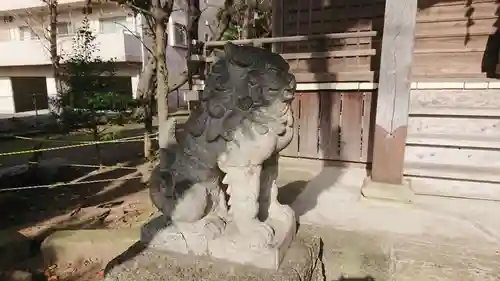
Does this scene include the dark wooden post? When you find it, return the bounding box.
[363,0,418,200]
[271,0,284,53]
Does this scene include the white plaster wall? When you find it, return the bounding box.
[46,77,57,98]
[0,63,141,78]
[0,0,188,113]
[131,75,139,99]
[135,0,188,92]
[0,3,142,66]
[199,0,224,41]
[0,78,14,114]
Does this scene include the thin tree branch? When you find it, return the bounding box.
[114,21,154,56]
[124,3,154,17]
[168,71,188,92]
[9,11,51,53]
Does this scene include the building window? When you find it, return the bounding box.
[19,26,37,41]
[56,22,73,36]
[99,16,128,33]
[172,22,187,47]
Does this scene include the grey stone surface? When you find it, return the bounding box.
[141,212,296,269]
[41,228,140,266]
[0,158,73,191]
[300,225,500,281]
[0,270,32,281]
[0,230,31,269]
[104,235,322,281]
[146,42,298,269]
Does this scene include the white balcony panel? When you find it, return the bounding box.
[0,32,142,67]
[0,0,86,12]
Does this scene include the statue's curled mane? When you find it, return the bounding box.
[184,43,296,143]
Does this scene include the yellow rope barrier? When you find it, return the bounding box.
[0,133,158,157]
[0,175,143,192]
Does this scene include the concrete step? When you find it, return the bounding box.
[299,226,500,281]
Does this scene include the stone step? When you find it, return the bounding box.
[300,226,500,281]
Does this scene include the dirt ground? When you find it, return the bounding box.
[0,124,160,281]
[0,117,303,281]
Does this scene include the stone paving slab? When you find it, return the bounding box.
[41,228,140,266]
[104,235,322,281]
[301,226,500,281]
[22,223,500,281]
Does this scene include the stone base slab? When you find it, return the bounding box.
[141,213,296,270]
[104,236,321,281]
[361,177,414,203]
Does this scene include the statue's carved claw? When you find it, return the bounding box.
[202,215,226,240]
[238,220,275,248]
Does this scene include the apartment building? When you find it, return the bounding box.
[0,0,188,114]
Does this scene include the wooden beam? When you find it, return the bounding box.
[204,31,377,47]
[371,0,418,184]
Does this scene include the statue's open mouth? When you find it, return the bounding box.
[282,90,295,102]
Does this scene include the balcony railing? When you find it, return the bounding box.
[0,31,142,67]
[0,0,86,12]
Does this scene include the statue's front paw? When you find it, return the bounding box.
[240,221,275,248]
[202,215,226,240]
[269,201,295,222]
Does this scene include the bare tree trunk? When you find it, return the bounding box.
[136,53,157,159]
[242,0,253,39]
[152,0,170,169]
[48,0,62,97]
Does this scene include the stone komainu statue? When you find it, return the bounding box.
[149,42,296,248]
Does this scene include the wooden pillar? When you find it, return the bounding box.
[271,0,284,53]
[370,0,418,185]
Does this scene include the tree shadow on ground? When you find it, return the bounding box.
[0,127,151,229]
[335,277,375,281]
[0,126,165,273]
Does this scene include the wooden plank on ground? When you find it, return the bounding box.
[409,89,500,117]
[298,92,320,158]
[371,0,418,184]
[340,92,364,162]
[318,91,341,160]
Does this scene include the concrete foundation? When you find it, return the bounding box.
[361,177,414,203]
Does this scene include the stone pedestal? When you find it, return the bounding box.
[104,235,321,281]
[140,210,296,270]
